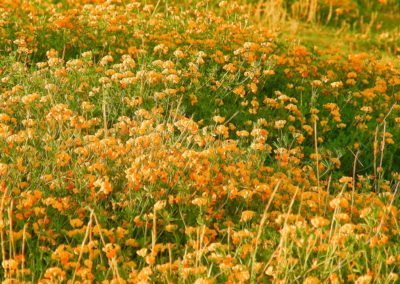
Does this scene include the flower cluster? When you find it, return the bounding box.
[0,0,399,283]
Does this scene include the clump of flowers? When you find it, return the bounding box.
[0,0,399,282]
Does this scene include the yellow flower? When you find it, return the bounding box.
[137,248,148,257]
[310,216,330,228]
[103,243,120,259]
[154,200,167,211]
[56,151,71,167]
[240,210,256,222]
[94,176,113,195]
[355,274,372,284]
[329,197,349,209]
[303,276,320,284]
[70,218,84,228]
[192,197,208,207]
[274,120,287,129]
[233,86,246,97]
[213,116,225,123]
[165,224,178,232]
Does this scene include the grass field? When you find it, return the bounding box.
[1,0,400,283]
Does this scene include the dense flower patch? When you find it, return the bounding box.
[0,0,400,283]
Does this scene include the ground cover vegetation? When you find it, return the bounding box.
[0,0,400,282]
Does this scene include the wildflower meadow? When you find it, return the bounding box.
[0,0,400,283]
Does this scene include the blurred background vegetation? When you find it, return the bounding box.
[245,0,400,57]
